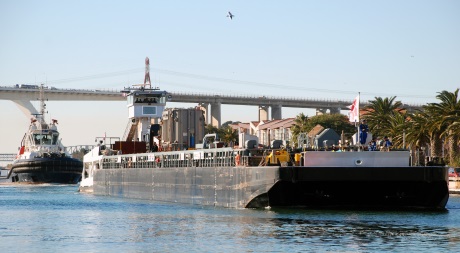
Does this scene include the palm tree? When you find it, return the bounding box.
[404,111,432,165]
[385,112,409,149]
[205,124,219,135]
[220,125,238,147]
[404,111,431,150]
[290,113,309,147]
[446,116,460,166]
[421,104,445,158]
[424,89,460,164]
[362,96,404,139]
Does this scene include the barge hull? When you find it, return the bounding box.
[269,166,449,209]
[93,166,278,208]
[92,165,449,210]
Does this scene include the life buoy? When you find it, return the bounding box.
[235,154,241,166]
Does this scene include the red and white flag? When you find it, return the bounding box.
[348,94,360,122]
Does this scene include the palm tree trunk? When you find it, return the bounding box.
[448,132,459,165]
[430,132,443,158]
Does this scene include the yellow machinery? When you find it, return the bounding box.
[265,149,291,165]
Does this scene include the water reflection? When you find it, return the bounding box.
[253,208,457,251]
[115,204,460,252]
[2,185,460,252]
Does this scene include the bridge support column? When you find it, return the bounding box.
[271,104,282,120]
[259,105,269,121]
[316,108,326,115]
[210,102,221,127]
[12,100,39,117]
[316,107,341,115]
[329,107,341,114]
[199,103,209,124]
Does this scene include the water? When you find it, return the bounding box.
[1,185,460,253]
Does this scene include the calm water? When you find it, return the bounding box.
[1,185,460,253]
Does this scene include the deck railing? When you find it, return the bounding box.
[98,148,239,169]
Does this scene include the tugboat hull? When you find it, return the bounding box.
[11,157,83,184]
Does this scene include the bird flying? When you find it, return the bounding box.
[227,11,234,20]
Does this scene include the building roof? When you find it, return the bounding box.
[308,124,325,137]
[250,121,262,127]
[258,118,295,130]
[230,122,250,131]
[269,118,295,129]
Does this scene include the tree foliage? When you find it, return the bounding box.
[306,114,356,138]
[206,89,460,166]
[361,96,403,139]
[205,124,219,135]
[290,113,355,147]
[358,90,459,165]
[204,123,238,147]
[290,113,309,142]
[423,89,460,164]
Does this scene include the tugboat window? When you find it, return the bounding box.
[33,133,55,145]
[52,134,59,145]
[42,134,52,145]
[34,134,40,145]
[143,106,156,115]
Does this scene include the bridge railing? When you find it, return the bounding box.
[0,86,424,108]
[0,85,121,93]
[0,154,16,162]
[170,91,353,103]
[65,145,97,154]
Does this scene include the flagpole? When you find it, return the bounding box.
[348,93,361,150]
[356,92,361,151]
[357,92,360,123]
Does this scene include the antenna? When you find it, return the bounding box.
[144,57,151,89]
[38,83,46,124]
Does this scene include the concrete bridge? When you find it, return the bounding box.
[0,145,96,163]
[170,92,355,126]
[0,153,16,162]
[0,86,422,127]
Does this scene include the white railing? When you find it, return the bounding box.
[97,148,237,169]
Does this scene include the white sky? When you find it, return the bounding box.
[0,0,459,153]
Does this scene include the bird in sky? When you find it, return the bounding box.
[227,11,234,20]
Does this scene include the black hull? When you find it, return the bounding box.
[90,165,449,210]
[11,157,83,184]
[257,166,449,210]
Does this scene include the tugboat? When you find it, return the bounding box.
[8,84,82,184]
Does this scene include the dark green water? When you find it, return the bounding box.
[1,184,459,252]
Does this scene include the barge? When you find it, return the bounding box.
[80,147,448,209]
[79,83,448,210]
